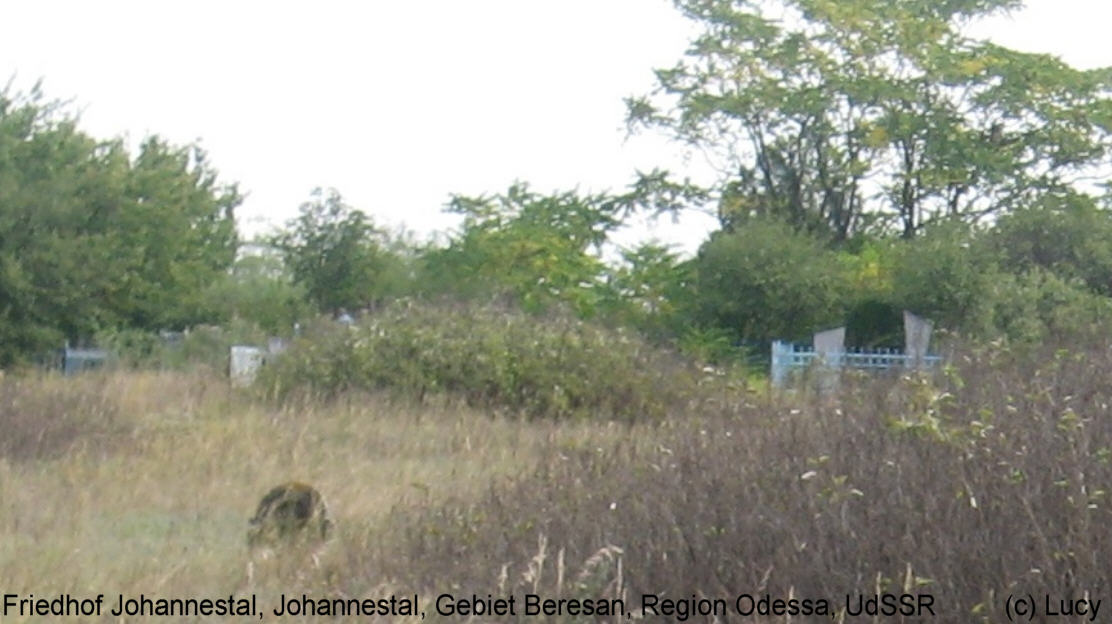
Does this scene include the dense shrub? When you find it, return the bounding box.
[371,335,1112,621]
[692,218,849,343]
[96,320,270,372]
[981,268,1112,344]
[990,197,1112,296]
[885,220,997,333]
[258,302,713,421]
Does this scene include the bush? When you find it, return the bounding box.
[885,219,996,333]
[990,196,1112,296]
[258,302,713,421]
[96,320,270,372]
[692,219,849,343]
[982,268,1112,344]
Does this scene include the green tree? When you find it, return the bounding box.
[0,85,239,364]
[599,242,694,340]
[202,245,312,335]
[885,219,997,333]
[628,0,1112,240]
[419,183,623,316]
[990,193,1112,296]
[691,218,848,342]
[109,137,239,328]
[271,188,394,315]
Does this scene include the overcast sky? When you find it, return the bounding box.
[3,1,1110,255]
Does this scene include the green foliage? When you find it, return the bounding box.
[271,188,400,315]
[692,218,848,342]
[420,183,622,316]
[111,137,240,328]
[981,268,1112,344]
[676,325,741,364]
[885,220,996,332]
[202,247,312,335]
[598,242,694,340]
[629,0,1112,240]
[0,85,239,364]
[841,218,1112,345]
[258,302,705,421]
[990,195,1112,296]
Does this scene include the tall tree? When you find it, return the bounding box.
[628,0,1112,240]
[271,188,393,315]
[0,85,239,364]
[110,137,239,328]
[419,183,623,315]
[202,244,312,335]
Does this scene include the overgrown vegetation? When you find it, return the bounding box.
[7,333,1112,621]
[4,3,1112,617]
[258,302,715,421]
[0,372,122,462]
[94,320,271,372]
[6,7,1112,363]
[363,335,1112,622]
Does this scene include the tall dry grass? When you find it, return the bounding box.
[0,369,633,622]
[4,335,1112,622]
[370,339,1112,622]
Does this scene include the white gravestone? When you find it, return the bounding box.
[230,345,265,387]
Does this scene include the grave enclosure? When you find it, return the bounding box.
[770,310,941,388]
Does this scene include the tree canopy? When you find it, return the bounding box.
[628,0,1112,240]
[0,85,239,364]
[9,1,1112,369]
[270,188,400,315]
[419,183,625,315]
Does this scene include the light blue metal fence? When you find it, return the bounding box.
[61,346,109,375]
[770,340,941,387]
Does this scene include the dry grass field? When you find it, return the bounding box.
[0,369,643,622]
[5,334,1112,622]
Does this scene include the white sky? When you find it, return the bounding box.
[2,1,1110,256]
